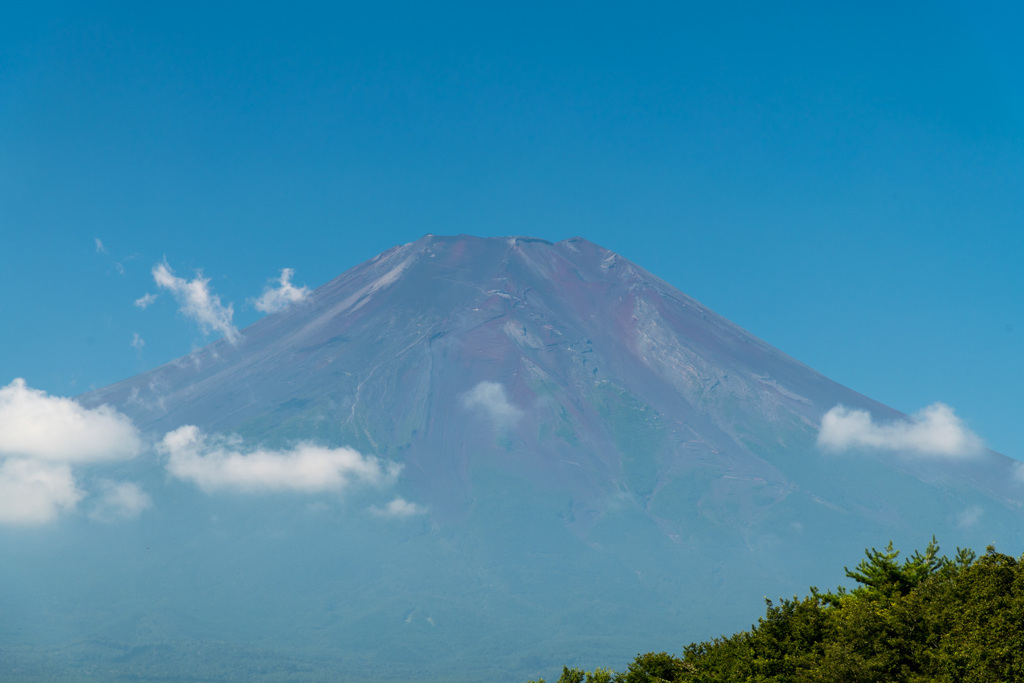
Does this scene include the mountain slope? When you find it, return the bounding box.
[85,235,1022,525]
[16,234,1023,682]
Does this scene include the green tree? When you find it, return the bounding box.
[557,667,585,683]
[621,651,687,682]
[844,537,943,599]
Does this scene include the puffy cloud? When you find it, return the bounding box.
[0,380,144,525]
[89,480,152,522]
[0,458,82,525]
[461,381,523,428]
[371,497,427,518]
[161,425,400,494]
[818,403,983,458]
[253,268,310,313]
[152,261,240,343]
[0,379,142,463]
[134,293,157,309]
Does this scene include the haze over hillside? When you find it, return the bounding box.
[4,235,1022,682]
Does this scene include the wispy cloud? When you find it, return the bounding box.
[253,268,310,314]
[461,381,523,428]
[160,425,400,494]
[134,293,157,309]
[131,333,145,350]
[152,260,240,343]
[371,497,427,518]
[818,403,983,458]
[955,505,984,529]
[0,379,143,525]
[89,480,152,522]
[95,238,125,274]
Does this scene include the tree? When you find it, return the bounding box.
[844,537,943,599]
[621,651,687,682]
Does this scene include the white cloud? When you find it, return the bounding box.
[160,425,400,494]
[955,505,984,529]
[131,333,145,350]
[89,480,152,521]
[0,458,82,525]
[152,261,240,343]
[371,497,427,518]
[134,293,157,309]
[818,403,983,458]
[253,268,310,314]
[461,381,523,428]
[0,379,142,463]
[0,380,144,526]
[95,238,107,254]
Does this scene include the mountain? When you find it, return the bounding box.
[6,235,1023,682]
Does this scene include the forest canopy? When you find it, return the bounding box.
[528,539,1024,683]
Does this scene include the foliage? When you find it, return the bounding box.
[530,540,1024,683]
[842,536,944,599]
[527,664,624,683]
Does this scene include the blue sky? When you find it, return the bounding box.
[2,2,1021,459]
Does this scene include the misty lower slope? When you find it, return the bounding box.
[8,234,1021,682]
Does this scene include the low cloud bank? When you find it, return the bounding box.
[254,268,310,313]
[818,403,983,457]
[461,381,523,428]
[153,261,240,343]
[0,379,405,522]
[0,379,145,525]
[161,425,400,493]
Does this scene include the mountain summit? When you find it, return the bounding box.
[32,235,1024,680]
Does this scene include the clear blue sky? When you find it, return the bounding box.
[2,2,1021,459]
